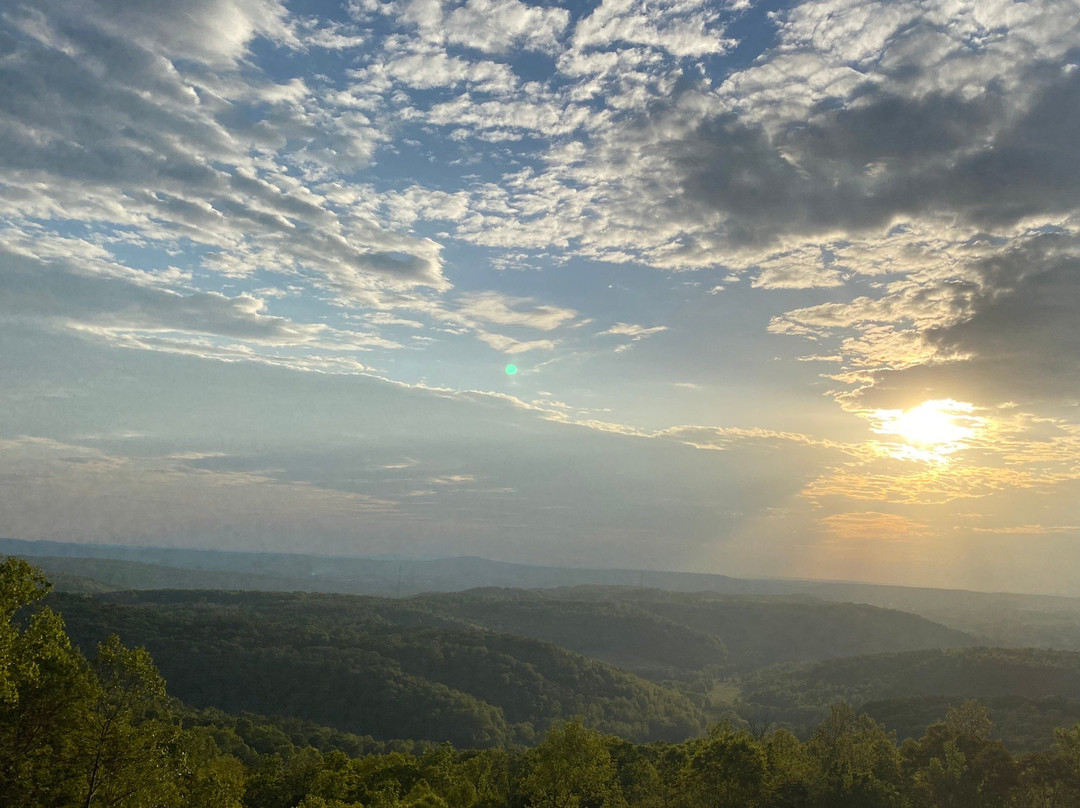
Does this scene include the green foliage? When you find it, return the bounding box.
[735,647,1080,751]
[900,701,1017,808]
[0,557,245,808]
[52,589,704,746]
[0,557,98,806]
[412,588,972,679]
[806,703,904,807]
[522,721,624,808]
[1,557,57,704]
[682,724,768,808]
[22,558,1080,808]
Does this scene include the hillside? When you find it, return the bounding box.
[407,587,975,676]
[737,647,1080,748]
[860,695,1080,753]
[13,553,1080,808]
[18,555,311,592]
[14,537,1080,651]
[49,589,703,747]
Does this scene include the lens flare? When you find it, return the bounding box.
[504,364,518,375]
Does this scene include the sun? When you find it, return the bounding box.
[892,401,972,446]
[873,399,980,460]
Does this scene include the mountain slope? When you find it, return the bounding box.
[49,589,703,747]
[736,646,1080,747]
[406,587,975,676]
[14,537,1080,652]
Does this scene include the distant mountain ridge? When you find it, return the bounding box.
[8,536,1080,648]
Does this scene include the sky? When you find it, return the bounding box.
[2,0,1080,594]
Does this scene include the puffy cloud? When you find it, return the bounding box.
[597,321,667,351]
[43,0,297,67]
[0,0,448,304]
[444,0,570,54]
[571,0,733,59]
[599,322,667,338]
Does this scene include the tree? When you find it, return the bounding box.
[762,728,816,807]
[903,701,1016,808]
[1,558,244,808]
[172,726,246,808]
[806,703,904,808]
[523,721,624,808]
[77,634,183,808]
[0,557,98,807]
[682,723,767,808]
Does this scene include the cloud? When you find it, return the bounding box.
[379,291,578,355]
[418,0,1080,305]
[0,234,408,372]
[969,524,1080,535]
[0,436,399,545]
[456,292,579,331]
[570,0,733,59]
[50,0,297,66]
[920,233,1080,401]
[598,321,667,351]
[820,511,931,543]
[0,0,448,302]
[475,332,556,354]
[444,0,569,54]
[0,250,321,343]
[4,0,1080,588]
[668,66,1080,249]
[599,322,667,339]
[769,227,1080,416]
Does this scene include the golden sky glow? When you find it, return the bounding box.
[872,400,983,462]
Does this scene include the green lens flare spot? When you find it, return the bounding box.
[504,364,518,375]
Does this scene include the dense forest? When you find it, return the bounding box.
[36,582,986,749]
[12,557,1080,808]
[408,588,975,675]
[22,565,1080,752]
[49,589,704,746]
[735,648,1080,750]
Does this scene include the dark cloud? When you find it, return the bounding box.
[926,237,1080,401]
[669,57,1080,246]
[848,232,1080,408]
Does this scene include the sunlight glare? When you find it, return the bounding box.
[873,399,981,461]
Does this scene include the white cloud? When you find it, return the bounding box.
[598,322,668,341]
[455,291,579,331]
[0,0,450,316]
[571,0,733,59]
[444,0,570,54]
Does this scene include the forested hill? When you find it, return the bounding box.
[14,552,1080,808]
[15,538,1080,651]
[49,589,704,748]
[405,587,975,676]
[745,647,1080,706]
[45,584,976,749]
[737,647,1080,750]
